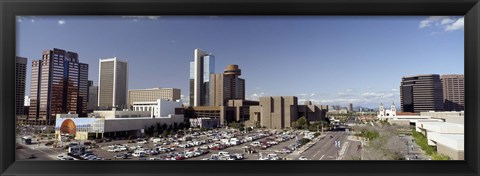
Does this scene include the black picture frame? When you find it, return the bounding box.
[1,0,479,176]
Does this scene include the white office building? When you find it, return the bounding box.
[132,99,183,118]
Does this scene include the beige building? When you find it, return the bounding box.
[128,88,180,109]
[191,106,235,125]
[247,96,299,129]
[247,96,327,129]
[209,65,245,106]
[98,57,128,109]
[441,74,464,111]
[298,101,328,122]
[227,99,259,122]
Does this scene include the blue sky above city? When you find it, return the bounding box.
[17,16,464,109]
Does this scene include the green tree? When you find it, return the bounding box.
[294,116,309,130]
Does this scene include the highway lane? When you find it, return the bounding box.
[300,131,349,160]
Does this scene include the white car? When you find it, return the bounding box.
[298,156,308,160]
[137,140,148,144]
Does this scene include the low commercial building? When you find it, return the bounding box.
[91,108,150,118]
[189,118,220,129]
[415,121,464,160]
[183,100,259,126]
[420,111,464,124]
[55,107,184,140]
[190,106,235,125]
[132,99,183,118]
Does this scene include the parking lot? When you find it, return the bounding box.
[62,128,309,161]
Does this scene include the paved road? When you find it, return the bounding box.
[287,131,362,160]
[295,131,347,160]
[15,142,60,160]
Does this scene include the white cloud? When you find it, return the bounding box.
[419,16,447,28]
[17,16,36,23]
[444,17,464,31]
[440,18,454,25]
[248,92,265,101]
[58,19,66,25]
[419,16,463,33]
[180,94,191,106]
[122,16,161,21]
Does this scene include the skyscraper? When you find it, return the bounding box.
[441,74,464,111]
[348,103,353,112]
[98,57,128,109]
[87,80,98,112]
[209,64,245,106]
[16,56,27,117]
[190,48,215,107]
[29,48,88,125]
[400,74,444,113]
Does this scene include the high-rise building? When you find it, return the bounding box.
[209,65,245,106]
[348,103,353,112]
[98,57,128,109]
[190,49,215,107]
[16,56,27,117]
[441,74,464,111]
[87,80,98,112]
[128,88,181,109]
[400,74,444,113]
[29,48,89,125]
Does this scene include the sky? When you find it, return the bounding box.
[16,16,464,109]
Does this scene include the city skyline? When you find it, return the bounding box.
[17,16,464,108]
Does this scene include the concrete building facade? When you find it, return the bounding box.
[209,65,245,106]
[247,96,298,129]
[28,48,89,125]
[98,57,128,110]
[227,99,259,122]
[190,49,215,106]
[128,88,180,109]
[247,96,327,129]
[400,74,444,113]
[441,74,464,111]
[298,101,328,122]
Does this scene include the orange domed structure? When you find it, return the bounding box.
[60,119,76,136]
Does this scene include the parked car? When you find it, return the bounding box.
[114,154,127,159]
[298,156,308,160]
